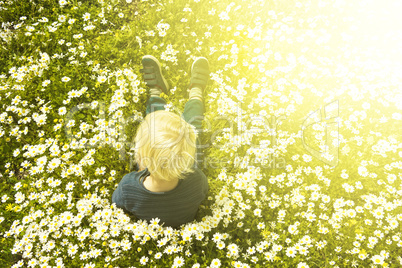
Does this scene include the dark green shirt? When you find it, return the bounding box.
[112,167,208,228]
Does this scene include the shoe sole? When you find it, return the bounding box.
[190,57,209,92]
[191,57,209,73]
[142,55,170,93]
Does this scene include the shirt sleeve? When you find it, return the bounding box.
[203,174,209,196]
[198,169,209,197]
[112,175,129,210]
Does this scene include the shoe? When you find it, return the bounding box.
[140,55,169,94]
[188,57,210,91]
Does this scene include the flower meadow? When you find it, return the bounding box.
[1,0,402,267]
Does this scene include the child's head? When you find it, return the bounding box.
[134,110,197,181]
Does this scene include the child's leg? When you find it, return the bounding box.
[182,57,210,168]
[145,96,167,115]
[182,98,204,131]
[182,98,205,168]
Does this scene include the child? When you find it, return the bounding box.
[112,55,210,228]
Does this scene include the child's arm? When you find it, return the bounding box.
[111,176,128,209]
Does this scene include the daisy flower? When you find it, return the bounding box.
[61,76,71,82]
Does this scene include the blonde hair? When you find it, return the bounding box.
[134,110,197,181]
